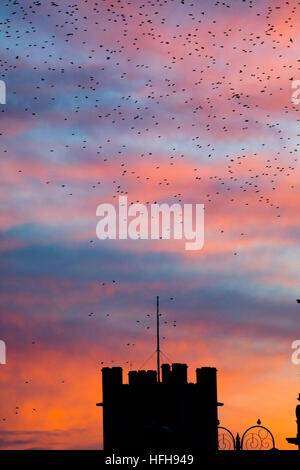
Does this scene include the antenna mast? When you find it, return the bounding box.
[156,295,160,382]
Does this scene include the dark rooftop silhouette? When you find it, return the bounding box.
[99,363,223,451]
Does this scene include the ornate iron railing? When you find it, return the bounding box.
[218,426,235,450]
[218,420,276,451]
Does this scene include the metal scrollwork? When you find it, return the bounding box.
[218,426,235,450]
[241,425,275,450]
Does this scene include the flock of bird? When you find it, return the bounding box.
[0,1,298,224]
[1,0,300,426]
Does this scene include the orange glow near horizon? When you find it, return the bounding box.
[1,0,300,452]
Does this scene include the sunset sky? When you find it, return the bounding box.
[1,0,300,450]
